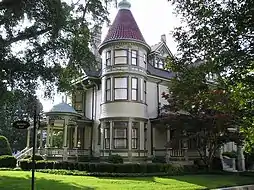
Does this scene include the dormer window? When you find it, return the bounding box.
[158,59,164,69]
[114,49,128,64]
[106,51,111,66]
[131,50,138,65]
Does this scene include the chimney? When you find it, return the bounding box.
[161,34,166,43]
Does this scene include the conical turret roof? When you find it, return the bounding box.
[99,0,149,52]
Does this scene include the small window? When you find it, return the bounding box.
[74,91,83,111]
[144,80,147,103]
[131,78,138,101]
[104,122,110,149]
[131,50,138,65]
[114,49,128,64]
[106,78,111,101]
[132,122,139,149]
[106,51,111,66]
[114,77,128,100]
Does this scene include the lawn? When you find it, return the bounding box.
[0,171,253,190]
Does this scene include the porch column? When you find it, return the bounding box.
[109,121,113,151]
[183,130,188,161]
[35,126,38,149]
[100,123,104,154]
[63,117,69,147]
[74,125,78,148]
[152,126,156,155]
[46,120,50,148]
[128,119,132,161]
[166,125,171,163]
[237,145,246,171]
[50,125,53,147]
[26,128,30,148]
[140,122,145,151]
[39,129,43,148]
[166,126,170,142]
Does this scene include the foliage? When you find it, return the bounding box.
[0,90,43,152]
[152,156,166,163]
[0,0,117,102]
[0,156,16,168]
[167,0,254,158]
[52,131,63,148]
[108,154,123,164]
[23,154,44,161]
[222,151,237,159]
[0,136,12,156]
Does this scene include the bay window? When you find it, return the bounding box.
[104,122,110,149]
[114,49,128,64]
[106,50,111,66]
[114,77,128,100]
[132,122,139,149]
[131,78,138,101]
[113,121,128,149]
[131,50,138,65]
[106,78,111,101]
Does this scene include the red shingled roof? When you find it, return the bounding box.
[101,9,147,45]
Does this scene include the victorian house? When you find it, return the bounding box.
[17,0,238,165]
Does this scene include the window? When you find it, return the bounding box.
[158,59,164,69]
[113,122,128,149]
[131,50,138,65]
[73,91,83,111]
[106,51,111,66]
[131,78,138,101]
[144,80,147,103]
[144,123,147,150]
[114,49,128,64]
[132,122,139,149]
[104,122,110,149]
[144,54,147,67]
[114,77,128,100]
[98,124,101,145]
[106,78,111,101]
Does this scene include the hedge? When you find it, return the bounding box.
[0,155,17,168]
[19,160,199,175]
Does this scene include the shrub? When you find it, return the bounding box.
[152,156,166,163]
[108,154,123,164]
[0,136,12,156]
[23,154,44,161]
[222,151,237,158]
[0,155,17,168]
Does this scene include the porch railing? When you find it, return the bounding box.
[37,148,90,157]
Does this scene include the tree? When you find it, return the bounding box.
[161,63,242,170]
[0,90,43,152]
[0,0,117,102]
[0,136,12,156]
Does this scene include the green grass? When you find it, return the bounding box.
[0,171,253,190]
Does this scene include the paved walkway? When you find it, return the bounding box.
[215,185,254,190]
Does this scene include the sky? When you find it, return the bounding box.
[38,0,181,112]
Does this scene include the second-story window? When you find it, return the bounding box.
[114,77,128,100]
[73,91,83,111]
[131,50,138,65]
[106,51,111,66]
[131,78,138,101]
[114,49,128,64]
[106,78,111,101]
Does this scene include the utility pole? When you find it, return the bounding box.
[31,106,37,190]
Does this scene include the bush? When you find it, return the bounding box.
[222,151,237,158]
[152,156,166,163]
[0,155,17,168]
[108,154,123,164]
[19,160,55,170]
[0,136,12,156]
[23,154,44,161]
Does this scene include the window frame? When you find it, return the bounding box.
[131,122,139,149]
[131,77,138,101]
[113,121,128,149]
[106,50,111,66]
[114,77,128,100]
[144,80,147,103]
[73,91,83,111]
[104,122,110,149]
[106,78,111,101]
[114,49,128,65]
[131,50,138,66]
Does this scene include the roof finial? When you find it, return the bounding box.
[118,0,131,10]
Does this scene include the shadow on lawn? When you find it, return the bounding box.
[0,175,95,190]
[98,174,254,189]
